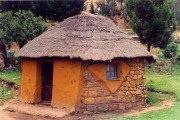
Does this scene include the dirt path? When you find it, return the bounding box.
[0,96,175,120]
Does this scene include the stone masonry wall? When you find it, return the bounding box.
[77,58,147,113]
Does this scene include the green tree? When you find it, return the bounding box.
[163,42,178,59]
[90,1,95,14]
[0,10,47,48]
[125,0,177,51]
[0,0,85,22]
[174,0,180,28]
[97,0,117,17]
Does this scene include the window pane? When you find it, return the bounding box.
[106,71,110,78]
[110,65,114,71]
[106,64,110,71]
[106,63,118,80]
[111,71,115,77]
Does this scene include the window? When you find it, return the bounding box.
[106,63,117,80]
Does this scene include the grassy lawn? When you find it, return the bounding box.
[0,69,21,85]
[111,64,180,120]
[0,69,21,105]
[0,87,14,105]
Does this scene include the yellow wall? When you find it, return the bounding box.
[88,60,130,93]
[52,60,83,108]
[21,59,83,109]
[21,59,41,103]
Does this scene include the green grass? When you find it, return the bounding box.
[0,69,21,85]
[147,92,170,106]
[111,64,180,120]
[0,69,20,105]
[112,104,180,120]
[0,87,14,105]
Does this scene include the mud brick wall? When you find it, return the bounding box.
[78,59,147,113]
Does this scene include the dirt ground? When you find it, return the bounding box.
[0,97,175,120]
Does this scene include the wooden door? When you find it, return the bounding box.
[42,62,53,102]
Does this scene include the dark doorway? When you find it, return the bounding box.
[41,62,53,102]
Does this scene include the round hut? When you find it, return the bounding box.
[15,12,154,113]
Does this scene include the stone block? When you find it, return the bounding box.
[118,91,125,96]
[95,97,105,104]
[87,105,97,112]
[125,91,131,97]
[126,103,133,109]
[130,81,136,88]
[122,97,130,103]
[133,75,138,80]
[98,104,108,112]
[88,91,97,97]
[130,97,136,103]
[109,103,119,111]
[83,91,88,97]
[119,103,125,111]
[107,96,113,103]
[124,82,131,87]
[130,71,134,75]
[84,98,95,105]
[138,75,142,79]
[136,89,142,95]
[104,90,111,96]
[97,90,104,97]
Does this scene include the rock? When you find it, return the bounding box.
[125,82,131,87]
[133,75,138,80]
[104,90,111,96]
[130,71,134,75]
[126,103,133,109]
[87,105,97,112]
[95,97,105,104]
[130,81,136,87]
[136,89,142,95]
[108,103,118,111]
[88,91,97,97]
[119,103,125,111]
[98,104,108,111]
[97,90,104,97]
[84,98,95,105]
[130,97,136,103]
[83,91,88,97]
[118,91,125,96]
[138,75,142,79]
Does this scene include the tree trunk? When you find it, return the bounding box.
[147,43,151,52]
[0,43,7,70]
[0,43,7,59]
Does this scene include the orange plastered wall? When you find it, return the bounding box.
[51,60,83,108]
[87,60,130,93]
[21,59,42,103]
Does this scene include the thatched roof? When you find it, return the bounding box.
[15,12,154,61]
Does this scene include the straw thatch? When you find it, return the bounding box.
[15,12,154,61]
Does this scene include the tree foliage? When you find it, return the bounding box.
[0,0,85,22]
[163,41,178,59]
[125,0,177,51]
[0,10,47,48]
[96,0,117,17]
[173,0,180,28]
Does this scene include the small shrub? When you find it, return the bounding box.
[163,42,178,59]
[96,0,117,17]
[147,92,170,106]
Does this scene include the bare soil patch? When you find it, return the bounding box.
[0,94,175,120]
